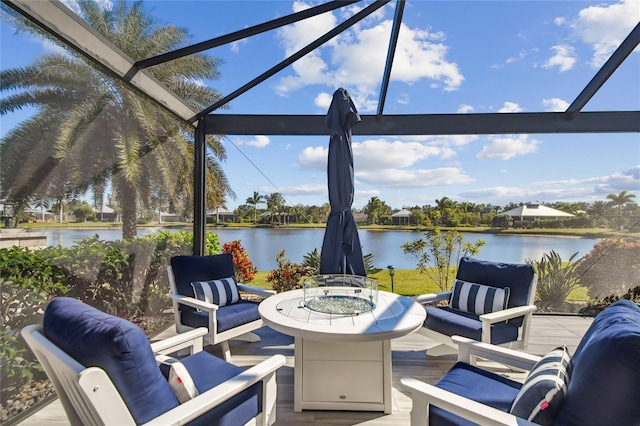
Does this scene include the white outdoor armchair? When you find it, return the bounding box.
[22,297,285,426]
[168,254,275,361]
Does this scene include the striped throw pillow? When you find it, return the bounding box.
[191,276,240,307]
[510,345,571,425]
[449,280,510,315]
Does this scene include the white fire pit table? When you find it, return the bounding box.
[258,287,426,413]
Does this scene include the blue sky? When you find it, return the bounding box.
[1,1,639,211]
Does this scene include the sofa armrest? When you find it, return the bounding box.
[413,291,451,305]
[237,283,276,298]
[479,305,536,324]
[452,336,540,370]
[170,293,219,312]
[400,376,537,426]
[150,327,208,355]
[143,354,286,426]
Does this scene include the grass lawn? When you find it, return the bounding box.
[248,268,591,302]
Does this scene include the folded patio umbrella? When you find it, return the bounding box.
[319,88,366,276]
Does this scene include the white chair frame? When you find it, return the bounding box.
[401,336,542,426]
[414,274,538,357]
[22,325,285,426]
[167,265,276,361]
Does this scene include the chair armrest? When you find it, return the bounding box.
[412,291,451,305]
[452,336,540,370]
[479,305,536,324]
[400,376,537,426]
[237,283,276,298]
[170,294,219,312]
[150,327,208,355]
[143,354,286,426]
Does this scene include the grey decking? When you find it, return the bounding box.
[18,314,593,426]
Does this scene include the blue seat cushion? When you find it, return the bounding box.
[555,300,640,426]
[171,255,237,302]
[180,351,262,426]
[181,301,261,333]
[43,297,179,425]
[430,362,521,426]
[456,257,536,327]
[425,306,519,345]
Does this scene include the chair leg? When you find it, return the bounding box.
[221,341,231,362]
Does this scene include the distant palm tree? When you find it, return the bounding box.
[246,191,265,223]
[0,1,232,239]
[606,190,637,214]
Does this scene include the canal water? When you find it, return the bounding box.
[44,227,599,272]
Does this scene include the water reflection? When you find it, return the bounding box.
[45,228,599,272]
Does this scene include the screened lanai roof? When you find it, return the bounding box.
[3,0,639,253]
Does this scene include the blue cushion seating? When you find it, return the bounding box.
[554,300,640,426]
[181,300,261,333]
[170,255,238,309]
[456,257,535,327]
[430,362,521,426]
[449,280,510,315]
[509,345,571,425]
[192,276,241,307]
[43,297,261,426]
[424,306,519,345]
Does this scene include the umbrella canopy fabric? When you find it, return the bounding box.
[320,88,366,276]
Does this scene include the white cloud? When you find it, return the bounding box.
[571,0,640,67]
[396,93,410,105]
[245,135,271,148]
[274,2,464,111]
[543,44,577,72]
[357,167,474,188]
[499,102,523,113]
[542,97,570,112]
[314,92,333,109]
[457,104,474,114]
[476,134,540,160]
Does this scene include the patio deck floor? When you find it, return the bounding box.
[17,314,593,426]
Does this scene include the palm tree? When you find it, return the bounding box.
[0,1,233,239]
[606,190,637,214]
[246,191,265,224]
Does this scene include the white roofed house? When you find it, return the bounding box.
[501,203,575,222]
[391,209,412,225]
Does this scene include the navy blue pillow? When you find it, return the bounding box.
[555,300,640,426]
[43,297,178,424]
[171,254,236,299]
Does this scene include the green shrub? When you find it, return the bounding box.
[579,285,640,316]
[528,250,581,311]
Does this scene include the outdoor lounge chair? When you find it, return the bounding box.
[22,297,285,426]
[168,254,275,361]
[415,256,538,356]
[401,299,640,426]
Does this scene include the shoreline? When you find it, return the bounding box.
[14,222,638,240]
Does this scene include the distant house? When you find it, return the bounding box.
[501,203,574,221]
[391,209,412,225]
[94,205,118,222]
[208,207,237,223]
[160,212,181,222]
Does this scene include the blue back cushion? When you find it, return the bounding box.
[171,254,236,301]
[555,300,640,426]
[43,297,178,424]
[456,257,535,327]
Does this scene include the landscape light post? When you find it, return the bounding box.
[387,265,395,293]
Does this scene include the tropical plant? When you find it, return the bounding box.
[606,190,637,230]
[301,248,382,276]
[222,240,257,282]
[402,229,486,291]
[0,1,233,239]
[527,250,581,311]
[266,249,306,293]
